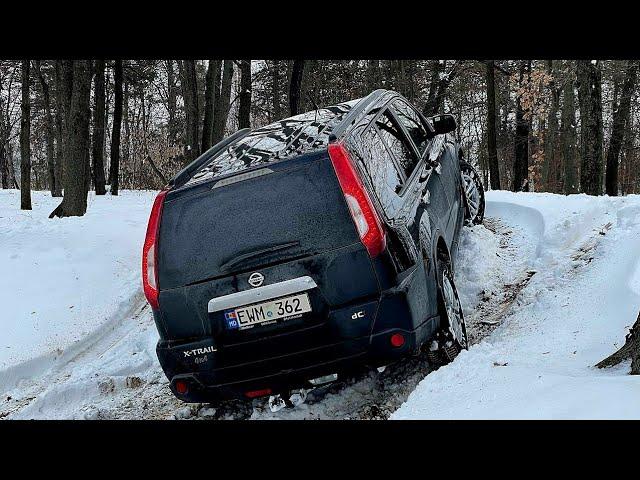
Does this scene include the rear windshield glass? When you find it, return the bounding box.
[185,99,361,187]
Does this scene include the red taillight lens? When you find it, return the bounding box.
[175,380,189,395]
[245,388,272,399]
[142,189,168,310]
[328,142,386,258]
[390,333,405,348]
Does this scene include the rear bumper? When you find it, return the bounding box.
[157,322,433,403]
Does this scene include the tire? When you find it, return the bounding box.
[428,257,468,365]
[460,162,485,225]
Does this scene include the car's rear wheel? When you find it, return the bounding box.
[460,162,485,225]
[427,257,468,365]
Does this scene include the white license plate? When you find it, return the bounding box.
[223,293,312,330]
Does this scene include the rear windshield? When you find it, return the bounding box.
[184,99,361,187]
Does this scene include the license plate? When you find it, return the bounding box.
[224,293,311,330]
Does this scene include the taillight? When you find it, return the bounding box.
[328,142,386,258]
[142,189,168,310]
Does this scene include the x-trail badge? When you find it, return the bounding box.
[248,272,264,287]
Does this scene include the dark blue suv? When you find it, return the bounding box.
[142,89,485,403]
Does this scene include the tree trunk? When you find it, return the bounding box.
[212,59,233,144]
[289,60,305,116]
[596,311,640,374]
[179,60,200,164]
[272,60,281,121]
[576,60,604,196]
[485,60,501,190]
[201,60,220,152]
[50,60,92,218]
[561,67,578,194]
[239,59,252,129]
[423,60,462,117]
[20,60,31,210]
[92,59,107,195]
[543,60,561,193]
[52,61,67,197]
[605,60,638,197]
[165,60,178,144]
[513,60,531,192]
[366,60,380,94]
[35,60,57,196]
[110,59,123,196]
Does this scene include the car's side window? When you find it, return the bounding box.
[358,124,404,198]
[391,100,431,157]
[375,110,419,181]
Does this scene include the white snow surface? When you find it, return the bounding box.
[393,191,640,419]
[1,189,640,419]
[0,190,157,390]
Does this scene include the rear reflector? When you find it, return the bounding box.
[175,380,189,395]
[390,333,405,348]
[245,388,273,399]
[142,189,168,310]
[328,142,386,258]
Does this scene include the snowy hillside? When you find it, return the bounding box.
[0,190,157,391]
[1,190,639,420]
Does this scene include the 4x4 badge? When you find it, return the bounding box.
[248,272,264,287]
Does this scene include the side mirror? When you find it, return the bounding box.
[430,114,457,135]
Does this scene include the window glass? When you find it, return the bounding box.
[375,110,419,180]
[391,100,430,156]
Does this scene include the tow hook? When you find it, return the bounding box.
[268,389,308,412]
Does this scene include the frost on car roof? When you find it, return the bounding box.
[185,99,361,186]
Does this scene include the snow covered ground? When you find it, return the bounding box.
[393,191,640,419]
[0,190,157,392]
[1,189,639,420]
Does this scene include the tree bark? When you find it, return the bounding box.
[366,59,380,94]
[543,60,561,193]
[35,60,57,196]
[561,67,578,194]
[201,60,220,152]
[109,59,123,196]
[212,59,233,144]
[20,60,31,210]
[165,60,178,144]
[178,60,200,164]
[423,60,462,117]
[272,60,281,121]
[289,60,305,116]
[513,60,531,192]
[50,60,92,218]
[596,311,640,374]
[52,61,67,197]
[92,59,107,195]
[485,60,501,190]
[239,59,252,129]
[605,60,638,197]
[576,60,604,196]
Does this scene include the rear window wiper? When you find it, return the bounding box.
[220,241,301,272]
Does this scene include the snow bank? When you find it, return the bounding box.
[393,191,640,419]
[0,190,157,391]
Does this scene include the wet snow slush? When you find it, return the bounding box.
[2,191,639,419]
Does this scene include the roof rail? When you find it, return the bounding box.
[331,89,391,139]
[169,128,251,189]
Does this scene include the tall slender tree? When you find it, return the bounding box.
[212,60,233,144]
[485,60,501,190]
[513,60,531,192]
[50,60,92,218]
[576,60,604,196]
[92,59,107,195]
[289,60,305,116]
[20,60,31,210]
[201,60,220,152]
[605,60,638,196]
[35,60,57,196]
[110,59,123,196]
[179,60,200,164]
[561,65,578,194]
[239,59,252,129]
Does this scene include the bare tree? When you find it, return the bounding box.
[238,59,252,129]
[485,60,501,190]
[212,60,233,144]
[178,60,200,164]
[20,60,31,210]
[92,59,107,195]
[561,65,578,194]
[513,60,531,192]
[35,60,58,196]
[576,60,604,196]
[50,60,92,218]
[605,60,638,196]
[201,60,220,152]
[289,60,305,116]
[109,59,123,196]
